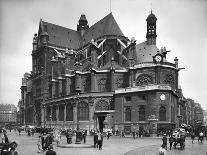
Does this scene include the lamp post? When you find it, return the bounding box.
[75,90,82,144]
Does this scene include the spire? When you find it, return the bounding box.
[146,10,157,45]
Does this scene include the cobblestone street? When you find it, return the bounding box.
[6,130,207,155]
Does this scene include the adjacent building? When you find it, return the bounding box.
[0,104,17,126]
[20,11,188,134]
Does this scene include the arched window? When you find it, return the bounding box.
[46,106,51,121]
[78,102,89,121]
[139,106,146,121]
[136,74,153,86]
[159,106,166,121]
[66,104,73,121]
[124,106,131,122]
[52,106,57,121]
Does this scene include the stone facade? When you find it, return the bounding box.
[23,12,184,134]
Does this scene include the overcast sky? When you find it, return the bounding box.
[0,0,207,110]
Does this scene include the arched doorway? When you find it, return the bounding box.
[95,100,110,132]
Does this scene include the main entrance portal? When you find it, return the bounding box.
[98,116,105,132]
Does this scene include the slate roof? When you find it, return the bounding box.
[42,21,82,49]
[40,13,125,50]
[135,41,167,63]
[83,13,124,42]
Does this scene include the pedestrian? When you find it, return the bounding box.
[97,131,103,150]
[158,144,167,155]
[190,131,195,144]
[94,131,98,148]
[162,134,167,150]
[46,145,56,155]
[37,136,42,153]
[132,131,136,139]
[2,130,9,144]
[106,131,110,140]
[82,130,87,143]
[169,135,174,150]
[18,128,21,135]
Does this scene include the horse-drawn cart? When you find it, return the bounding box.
[0,142,18,155]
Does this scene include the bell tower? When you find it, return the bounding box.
[146,10,157,45]
[77,14,89,36]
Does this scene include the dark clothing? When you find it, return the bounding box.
[162,136,167,150]
[94,134,98,148]
[46,150,57,155]
[66,131,73,144]
[97,133,103,150]
[169,137,174,150]
[4,134,9,144]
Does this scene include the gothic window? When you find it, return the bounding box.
[124,106,131,122]
[139,106,146,121]
[136,74,153,86]
[98,79,107,92]
[52,106,57,121]
[70,77,75,94]
[55,82,59,97]
[66,104,73,121]
[62,80,66,96]
[82,77,90,92]
[49,83,52,98]
[59,104,64,121]
[159,106,166,121]
[115,78,123,88]
[46,106,51,121]
[164,74,174,85]
[78,101,89,121]
[95,100,109,111]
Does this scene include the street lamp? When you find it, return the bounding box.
[75,90,82,144]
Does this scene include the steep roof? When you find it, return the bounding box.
[83,13,124,42]
[40,13,124,49]
[42,21,82,49]
[135,41,167,63]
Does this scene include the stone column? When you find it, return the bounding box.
[56,105,59,126]
[75,73,81,92]
[89,98,94,130]
[58,80,63,97]
[91,71,97,92]
[66,78,71,95]
[64,103,67,126]
[52,82,56,98]
[72,100,78,129]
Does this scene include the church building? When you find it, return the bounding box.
[30,11,182,134]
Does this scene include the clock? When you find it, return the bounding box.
[160,94,166,101]
[155,55,162,62]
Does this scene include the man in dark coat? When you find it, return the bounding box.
[46,145,56,155]
[162,134,167,150]
[82,130,87,144]
[94,131,98,148]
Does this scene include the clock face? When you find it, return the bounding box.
[155,55,162,62]
[160,94,166,101]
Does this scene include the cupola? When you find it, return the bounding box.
[146,10,157,45]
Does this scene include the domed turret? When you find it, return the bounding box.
[146,10,157,45]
